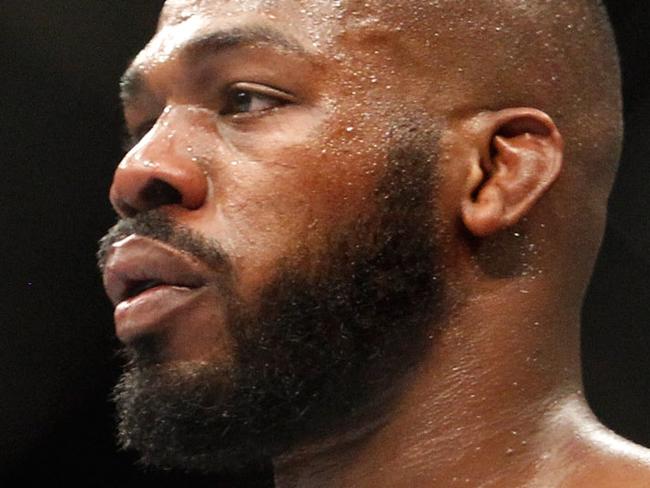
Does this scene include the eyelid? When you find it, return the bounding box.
[124,82,299,148]
[228,82,298,104]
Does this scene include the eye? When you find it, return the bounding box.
[221,82,296,116]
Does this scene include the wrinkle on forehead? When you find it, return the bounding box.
[157,0,429,55]
[160,0,345,27]
[158,0,349,52]
[161,0,272,27]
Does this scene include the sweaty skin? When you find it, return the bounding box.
[101,0,650,486]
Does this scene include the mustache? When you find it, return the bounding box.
[97,210,230,274]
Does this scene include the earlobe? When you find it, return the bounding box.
[461,109,564,237]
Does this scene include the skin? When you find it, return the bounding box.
[104,0,650,486]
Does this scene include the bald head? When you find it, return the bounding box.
[135,0,623,290]
[322,0,621,285]
[340,0,621,182]
[156,0,621,178]
[135,0,622,280]
[106,0,632,477]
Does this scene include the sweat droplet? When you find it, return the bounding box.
[346,126,354,132]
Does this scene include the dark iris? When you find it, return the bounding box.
[232,91,252,113]
[221,87,286,115]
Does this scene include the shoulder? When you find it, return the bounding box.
[566,422,650,487]
[529,395,650,487]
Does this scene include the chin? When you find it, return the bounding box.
[113,356,273,473]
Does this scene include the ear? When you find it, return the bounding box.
[461,108,564,237]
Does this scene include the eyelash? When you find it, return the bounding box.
[220,82,297,117]
[124,83,296,151]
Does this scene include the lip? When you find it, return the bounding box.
[102,235,219,343]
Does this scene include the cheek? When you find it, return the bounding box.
[179,98,393,301]
[211,129,387,302]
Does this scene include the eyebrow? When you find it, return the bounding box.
[119,25,307,107]
[119,67,146,106]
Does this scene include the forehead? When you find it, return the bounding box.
[155,0,431,51]
[131,0,427,82]
[159,0,345,42]
[129,0,477,123]
[159,0,378,22]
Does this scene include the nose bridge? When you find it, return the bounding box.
[110,106,209,217]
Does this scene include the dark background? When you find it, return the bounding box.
[0,1,647,486]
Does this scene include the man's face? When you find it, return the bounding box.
[98,0,448,473]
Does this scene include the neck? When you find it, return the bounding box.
[273,279,585,488]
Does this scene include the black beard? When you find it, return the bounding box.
[99,141,446,474]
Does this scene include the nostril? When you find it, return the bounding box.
[118,201,139,218]
[140,178,183,209]
[110,151,208,217]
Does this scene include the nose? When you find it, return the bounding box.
[109,109,208,218]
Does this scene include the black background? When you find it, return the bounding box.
[0,1,647,486]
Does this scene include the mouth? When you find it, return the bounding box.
[105,265,205,306]
[102,234,220,343]
[102,234,215,305]
[123,279,167,301]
